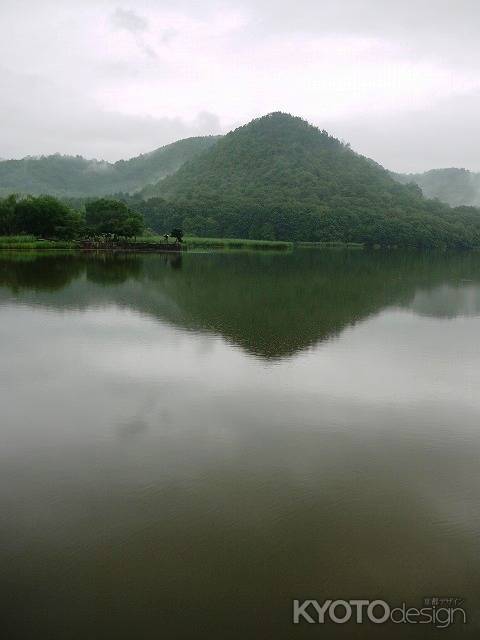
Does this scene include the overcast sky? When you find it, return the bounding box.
[1,0,480,172]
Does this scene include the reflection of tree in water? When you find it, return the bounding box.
[169,254,183,270]
[0,254,85,292]
[85,253,181,285]
[3,250,480,358]
[85,254,143,286]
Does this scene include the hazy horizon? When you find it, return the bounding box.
[2,0,480,172]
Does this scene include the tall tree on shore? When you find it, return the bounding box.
[85,198,144,239]
[14,195,82,239]
[0,194,17,235]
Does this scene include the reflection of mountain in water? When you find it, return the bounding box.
[2,250,480,358]
[408,283,480,318]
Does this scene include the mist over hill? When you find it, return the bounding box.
[0,136,220,197]
[393,168,480,207]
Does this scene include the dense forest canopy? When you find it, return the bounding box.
[2,112,480,248]
[0,136,219,197]
[131,113,480,248]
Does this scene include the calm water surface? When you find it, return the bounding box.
[1,250,479,638]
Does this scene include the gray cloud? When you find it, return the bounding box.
[1,0,480,171]
[0,66,221,159]
[110,7,158,59]
[240,0,480,57]
[111,8,148,33]
[323,91,480,173]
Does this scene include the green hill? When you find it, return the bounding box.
[393,168,480,207]
[144,113,409,207]
[0,136,220,198]
[136,112,480,248]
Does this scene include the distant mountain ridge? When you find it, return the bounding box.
[0,136,220,197]
[393,168,480,207]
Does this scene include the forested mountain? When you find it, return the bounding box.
[3,111,480,247]
[393,168,480,207]
[0,136,220,197]
[135,112,480,248]
[143,112,411,207]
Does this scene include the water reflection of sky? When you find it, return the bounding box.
[1,257,480,639]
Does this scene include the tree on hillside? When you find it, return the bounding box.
[85,198,144,239]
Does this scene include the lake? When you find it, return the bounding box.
[1,249,479,638]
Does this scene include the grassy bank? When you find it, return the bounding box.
[183,236,292,250]
[296,241,365,249]
[0,236,76,250]
[129,234,292,251]
[0,234,292,252]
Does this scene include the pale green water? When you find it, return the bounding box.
[0,250,479,638]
